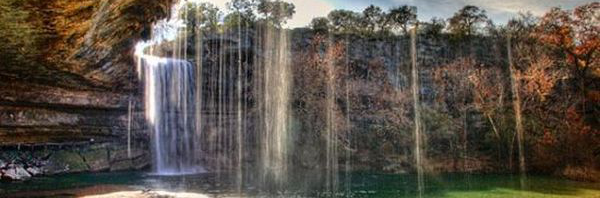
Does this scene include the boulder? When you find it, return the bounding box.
[110,146,146,162]
[81,148,110,172]
[0,151,20,164]
[110,160,134,172]
[26,167,42,176]
[132,154,150,170]
[33,149,52,160]
[109,145,151,171]
[2,165,31,180]
[45,150,88,174]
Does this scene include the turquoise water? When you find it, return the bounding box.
[1,172,600,197]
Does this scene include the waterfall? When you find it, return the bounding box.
[127,97,133,159]
[134,0,292,185]
[142,56,204,175]
[257,25,291,187]
[410,27,424,197]
[235,15,245,194]
[134,0,206,176]
[325,39,339,194]
[194,5,204,176]
[344,37,352,195]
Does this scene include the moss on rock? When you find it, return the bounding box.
[46,150,88,174]
[80,147,110,172]
[110,159,133,172]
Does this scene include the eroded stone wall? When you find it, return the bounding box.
[0,0,176,180]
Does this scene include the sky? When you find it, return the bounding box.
[194,0,594,28]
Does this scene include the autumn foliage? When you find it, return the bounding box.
[534,2,599,72]
[290,2,599,178]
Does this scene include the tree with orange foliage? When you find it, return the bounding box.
[291,35,348,154]
[468,66,506,153]
[533,2,599,114]
[534,3,598,73]
[512,4,599,174]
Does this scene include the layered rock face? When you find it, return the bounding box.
[1,0,175,88]
[288,31,506,174]
[0,0,508,180]
[0,143,149,180]
[0,0,175,179]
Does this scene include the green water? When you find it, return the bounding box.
[1,172,599,197]
[347,173,600,198]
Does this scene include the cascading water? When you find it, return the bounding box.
[136,0,293,186]
[194,4,205,176]
[325,38,339,194]
[136,1,205,175]
[410,27,424,197]
[235,14,244,194]
[256,25,292,187]
[142,56,204,175]
[127,97,133,159]
[343,37,352,195]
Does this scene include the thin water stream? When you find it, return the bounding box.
[410,27,424,197]
[507,35,527,189]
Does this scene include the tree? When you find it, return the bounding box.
[257,0,295,27]
[533,2,599,103]
[519,55,563,102]
[420,17,446,37]
[225,0,257,28]
[483,19,498,37]
[468,66,507,160]
[387,5,417,35]
[181,2,222,33]
[433,58,477,170]
[228,0,257,19]
[448,5,488,37]
[310,17,330,34]
[361,5,388,34]
[291,36,350,167]
[224,12,245,30]
[327,9,361,33]
[507,6,598,174]
[506,12,538,40]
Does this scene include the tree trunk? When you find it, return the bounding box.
[509,131,516,172]
[463,108,468,172]
[486,113,502,161]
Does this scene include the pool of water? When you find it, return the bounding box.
[1,172,599,197]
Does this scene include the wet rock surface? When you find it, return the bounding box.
[0,143,150,181]
[2,165,31,180]
[46,150,89,174]
[81,147,110,172]
[26,167,42,176]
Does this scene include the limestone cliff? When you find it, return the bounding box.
[0,0,175,178]
[0,0,174,145]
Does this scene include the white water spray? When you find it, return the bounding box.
[136,1,205,175]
